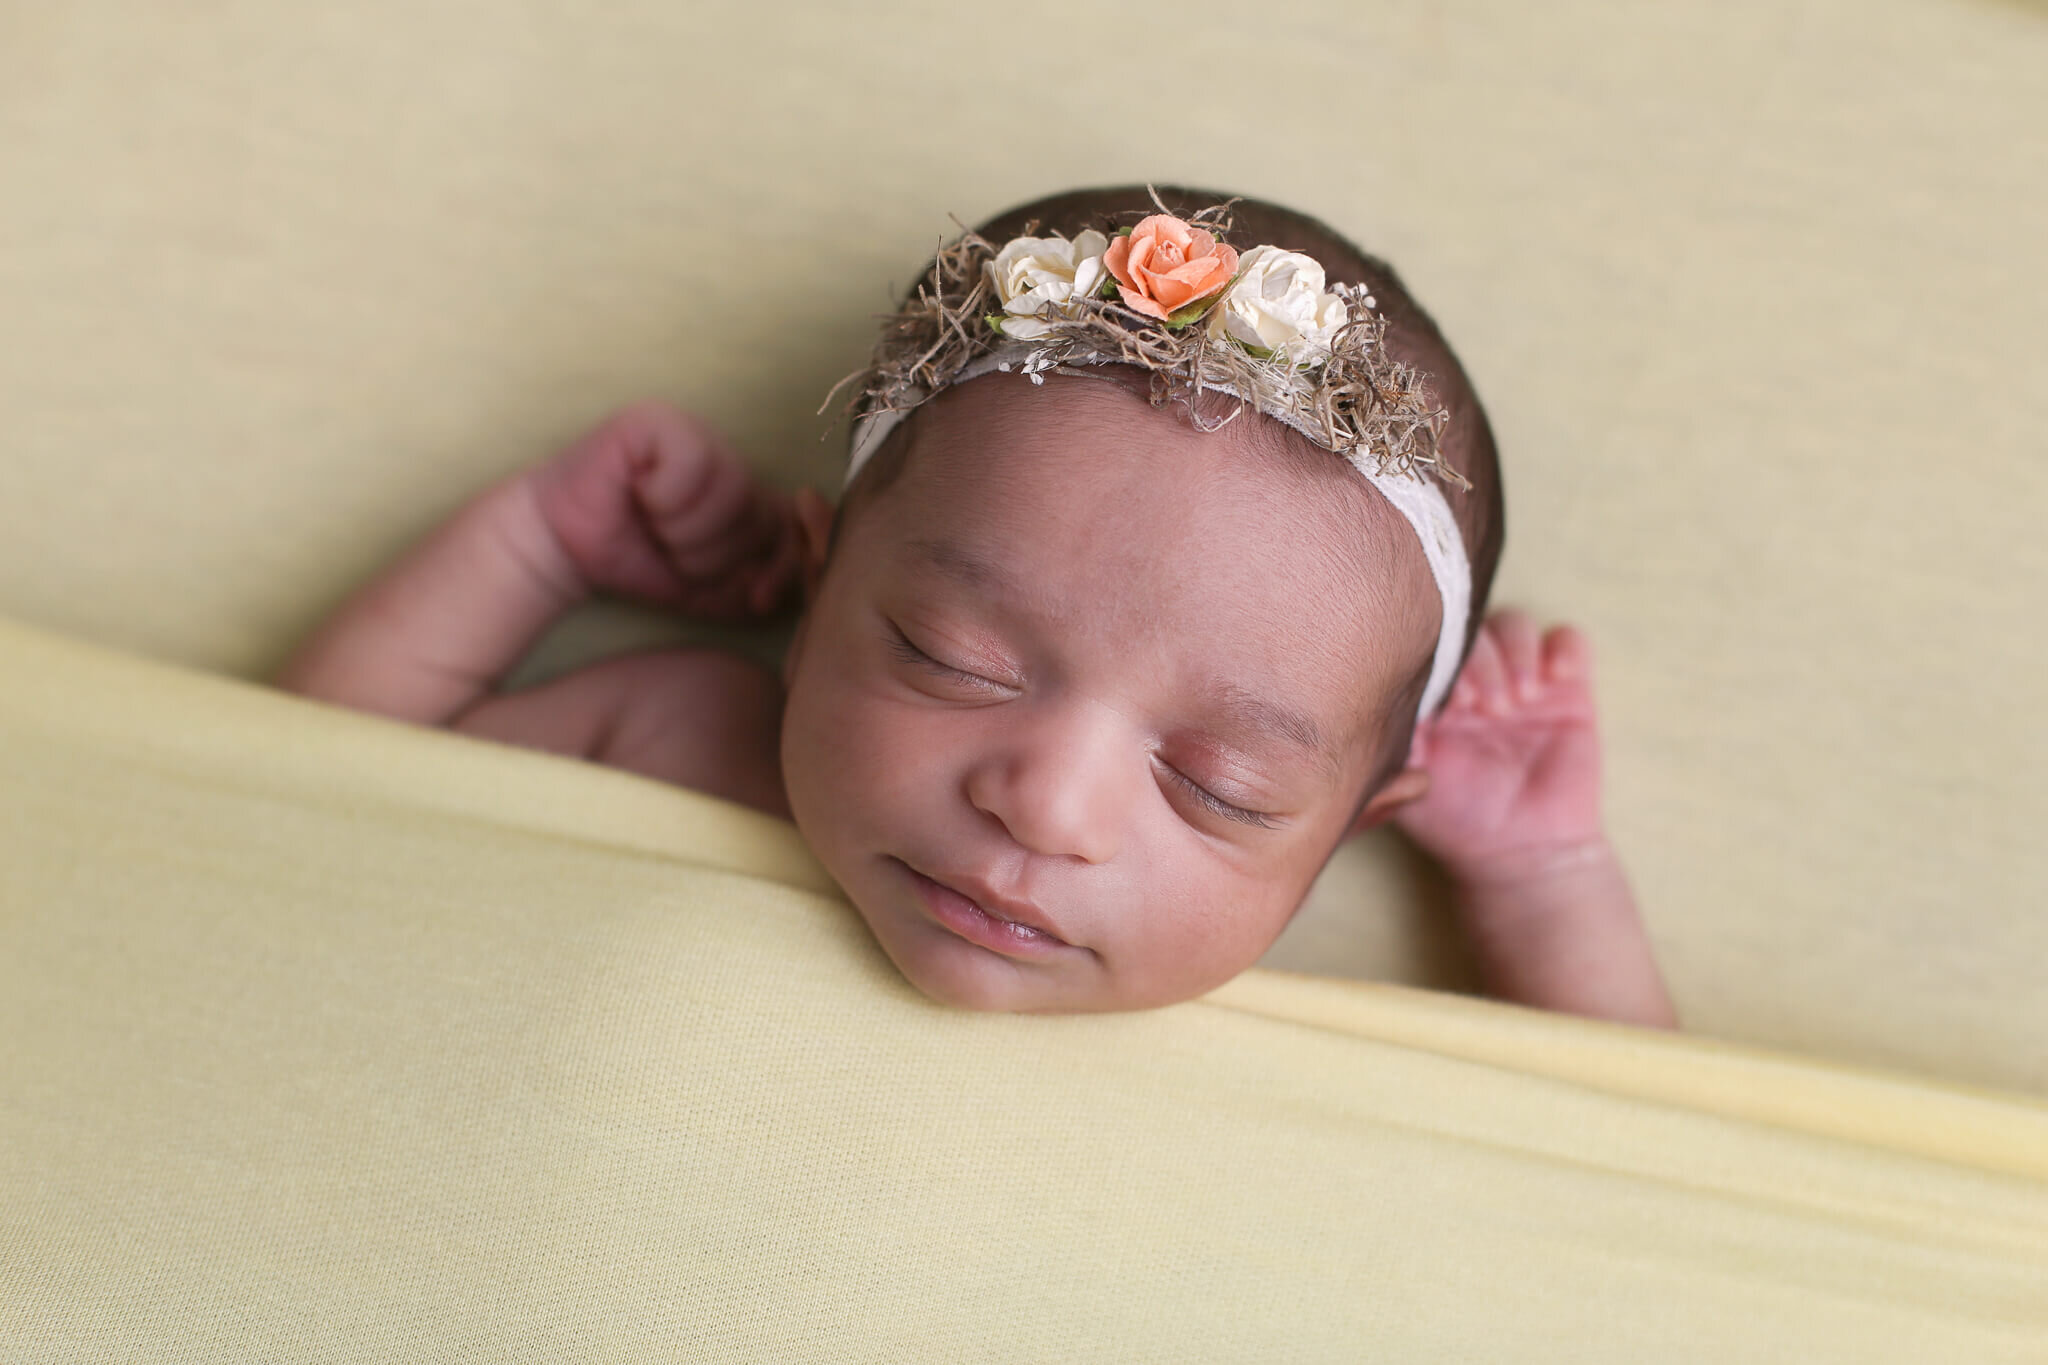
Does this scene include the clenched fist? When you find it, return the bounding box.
[527,401,803,621]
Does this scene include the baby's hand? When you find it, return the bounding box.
[527,401,802,620]
[1395,611,1675,1027]
[1393,610,1607,878]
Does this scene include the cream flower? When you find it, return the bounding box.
[1207,244,1350,364]
[986,230,1109,339]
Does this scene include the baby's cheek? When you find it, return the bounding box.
[784,682,876,843]
[783,653,942,862]
[1120,859,1308,1007]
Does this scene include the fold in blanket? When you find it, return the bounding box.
[3,616,2045,1361]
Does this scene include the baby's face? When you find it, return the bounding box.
[781,373,1436,1011]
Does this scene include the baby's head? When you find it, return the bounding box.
[781,186,1502,1012]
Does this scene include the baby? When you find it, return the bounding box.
[279,185,1674,1027]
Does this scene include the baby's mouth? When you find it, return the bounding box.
[889,857,1077,959]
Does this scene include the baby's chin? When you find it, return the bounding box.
[853,893,1231,1016]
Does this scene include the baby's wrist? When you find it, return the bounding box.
[503,471,596,607]
[1437,833,1671,1026]
[1444,835,1621,902]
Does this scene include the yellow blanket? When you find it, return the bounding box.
[3,616,2044,1358]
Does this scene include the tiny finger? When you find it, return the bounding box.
[1460,621,1507,713]
[1542,625,1593,685]
[1405,719,1432,769]
[657,456,755,553]
[1490,609,1542,701]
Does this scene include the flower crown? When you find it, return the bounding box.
[830,199,1468,491]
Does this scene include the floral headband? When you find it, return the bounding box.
[831,200,1474,718]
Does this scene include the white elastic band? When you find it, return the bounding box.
[846,350,1472,721]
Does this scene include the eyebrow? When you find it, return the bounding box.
[907,536,1069,627]
[910,539,1015,594]
[1207,684,1333,772]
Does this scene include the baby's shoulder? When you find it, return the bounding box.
[457,647,787,816]
[589,649,787,815]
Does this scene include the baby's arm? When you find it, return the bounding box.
[1393,612,1678,1028]
[275,469,579,725]
[277,402,799,736]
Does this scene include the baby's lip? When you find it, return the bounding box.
[903,861,1073,945]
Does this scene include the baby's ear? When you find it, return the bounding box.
[1349,767,1430,836]
[781,489,836,691]
[792,488,835,600]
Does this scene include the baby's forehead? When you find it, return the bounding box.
[891,372,1406,582]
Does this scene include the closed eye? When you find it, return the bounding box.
[887,624,1007,695]
[1159,762,1276,829]
[887,630,953,675]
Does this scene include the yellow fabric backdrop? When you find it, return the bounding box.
[3,616,2046,1359]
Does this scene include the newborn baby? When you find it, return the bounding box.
[279,186,1674,1027]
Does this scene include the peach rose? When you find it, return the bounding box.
[1102,215,1240,322]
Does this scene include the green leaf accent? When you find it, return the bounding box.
[984,314,1008,334]
[1161,294,1222,330]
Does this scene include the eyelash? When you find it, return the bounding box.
[890,623,1275,831]
[1160,762,1276,829]
[888,627,1000,691]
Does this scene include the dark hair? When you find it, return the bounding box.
[846,184,1507,797]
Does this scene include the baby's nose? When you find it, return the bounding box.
[963,702,1136,864]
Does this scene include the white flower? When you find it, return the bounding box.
[1207,244,1350,364]
[986,230,1109,339]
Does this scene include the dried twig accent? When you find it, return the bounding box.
[823,206,1468,490]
